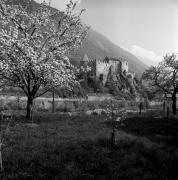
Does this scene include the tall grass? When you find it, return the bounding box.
[0,96,140,113]
[0,114,177,179]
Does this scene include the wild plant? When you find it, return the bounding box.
[104,100,127,148]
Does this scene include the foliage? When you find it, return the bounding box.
[0,0,89,118]
[103,99,127,127]
[0,95,141,114]
[55,83,87,98]
[142,53,178,94]
[142,53,178,114]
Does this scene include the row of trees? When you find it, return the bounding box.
[0,0,89,119]
[142,53,178,115]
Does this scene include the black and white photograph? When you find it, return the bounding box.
[0,0,178,179]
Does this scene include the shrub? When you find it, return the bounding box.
[64,102,76,112]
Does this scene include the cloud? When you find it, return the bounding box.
[35,0,82,11]
[122,45,163,66]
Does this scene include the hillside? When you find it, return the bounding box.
[70,29,148,76]
[4,0,147,76]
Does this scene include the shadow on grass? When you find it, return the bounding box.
[118,116,178,147]
[1,113,178,179]
[1,137,178,180]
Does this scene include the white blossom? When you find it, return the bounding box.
[0,0,89,100]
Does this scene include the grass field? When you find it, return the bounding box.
[0,111,178,180]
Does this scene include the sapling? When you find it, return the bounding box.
[105,100,127,148]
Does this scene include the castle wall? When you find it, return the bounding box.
[121,61,128,73]
[81,57,130,88]
[79,55,139,95]
[95,59,122,86]
[96,61,111,85]
[109,60,120,73]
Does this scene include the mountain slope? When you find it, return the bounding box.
[70,29,148,76]
[6,0,147,76]
[136,56,159,67]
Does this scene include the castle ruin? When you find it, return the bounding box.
[80,55,136,95]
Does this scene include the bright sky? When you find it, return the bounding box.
[35,0,178,65]
[35,0,81,11]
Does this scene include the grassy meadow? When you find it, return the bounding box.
[0,110,178,180]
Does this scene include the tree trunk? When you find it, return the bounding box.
[172,92,177,115]
[111,123,115,148]
[26,96,34,120]
[52,87,55,113]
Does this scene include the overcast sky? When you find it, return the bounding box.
[35,0,178,65]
